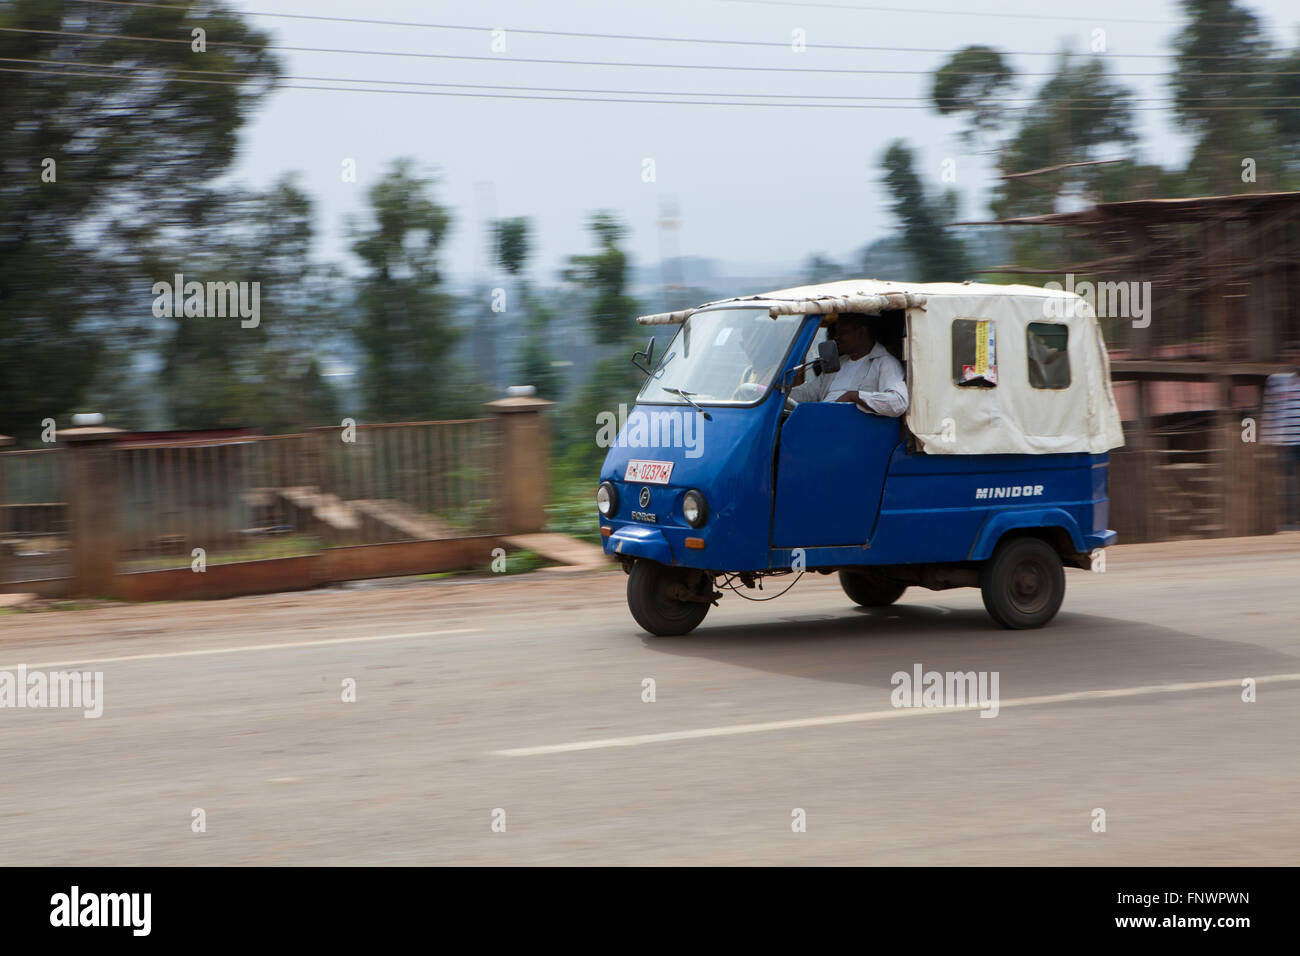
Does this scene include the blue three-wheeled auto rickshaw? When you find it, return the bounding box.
[597,280,1125,635]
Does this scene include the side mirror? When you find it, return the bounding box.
[631,336,657,377]
[817,339,841,375]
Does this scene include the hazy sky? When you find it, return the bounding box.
[222,0,1300,285]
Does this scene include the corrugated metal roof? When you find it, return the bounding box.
[957,190,1300,228]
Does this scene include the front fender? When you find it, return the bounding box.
[968,508,1087,561]
[605,525,674,565]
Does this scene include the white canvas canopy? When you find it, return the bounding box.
[638,279,1125,457]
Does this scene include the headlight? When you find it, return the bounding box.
[597,481,618,517]
[682,489,708,528]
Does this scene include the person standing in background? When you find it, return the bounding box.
[1261,349,1300,529]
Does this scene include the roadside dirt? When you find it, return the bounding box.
[2,532,1296,650]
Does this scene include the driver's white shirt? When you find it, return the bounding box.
[789,342,908,417]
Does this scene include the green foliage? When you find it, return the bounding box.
[494,217,531,277]
[154,175,343,431]
[804,254,845,284]
[0,0,278,440]
[516,296,564,401]
[547,463,602,545]
[552,212,643,479]
[991,54,1136,219]
[561,212,639,347]
[557,355,643,479]
[350,159,464,422]
[921,47,1140,279]
[1171,0,1300,191]
[880,141,972,281]
[931,45,1016,144]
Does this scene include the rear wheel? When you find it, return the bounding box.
[839,570,907,608]
[980,536,1065,629]
[627,561,711,637]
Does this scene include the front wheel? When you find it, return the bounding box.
[627,561,711,637]
[839,570,907,607]
[980,537,1065,629]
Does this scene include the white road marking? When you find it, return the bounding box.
[3,629,476,670]
[493,672,1300,756]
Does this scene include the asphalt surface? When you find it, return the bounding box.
[1,534,1297,865]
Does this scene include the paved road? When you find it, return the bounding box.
[1,535,1297,865]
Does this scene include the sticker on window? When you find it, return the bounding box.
[952,318,997,386]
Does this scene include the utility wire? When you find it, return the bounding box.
[7,54,1300,104]
[9,63,1300,110]
[2,25,1298,78]
[68,0,1291,60]
[712,0,1271,30]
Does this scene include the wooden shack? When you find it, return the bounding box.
[966,191,1300,541]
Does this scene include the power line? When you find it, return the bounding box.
[7,54,1300,104]
[2,24,1297,78]
[66,0,1287,60]
[9,63,1300,110]
[711,0,1265,30]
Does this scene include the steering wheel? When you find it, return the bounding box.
[731,382,766,401]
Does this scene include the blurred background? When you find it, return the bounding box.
[2,0,1300,595]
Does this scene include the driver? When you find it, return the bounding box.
[788,312,908,417]
[732,318,783,398]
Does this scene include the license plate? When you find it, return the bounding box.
[625,459,674,484]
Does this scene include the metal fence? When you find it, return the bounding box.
[0,448,69,584]
[117,420,504,572]
[1,419,506,580]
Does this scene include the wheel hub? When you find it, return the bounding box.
[1009,559,1048,612]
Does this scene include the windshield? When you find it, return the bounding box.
[638,308,804,405]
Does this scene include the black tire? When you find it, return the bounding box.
[839,570,907,608]
[980,536,1065,629]
[627,561,711,637]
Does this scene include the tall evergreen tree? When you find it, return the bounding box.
[350,160,465,422]
[880,141,972,282]
[0,0,278,440]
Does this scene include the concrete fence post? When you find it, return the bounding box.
[484,396,555,534]
[61,427,124,598]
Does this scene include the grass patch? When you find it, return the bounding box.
[546,465,600,546]
[119,534,323,572]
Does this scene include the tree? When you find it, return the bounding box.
[493,216,561,399]
[991,54,1137,219]
[880,141,972,281]
[494,217,531,278]
[0,0,278,441]
[350,160,464,422]
[561,212,639,347]
[556,213,642,474]
[931,45,1017,147]
[154,175,342,431]
[1170,0,1272,188]
[804,254,844,284]
[926,49,1138,279]
[1170,0,1298,191]
[516,299,563,401]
